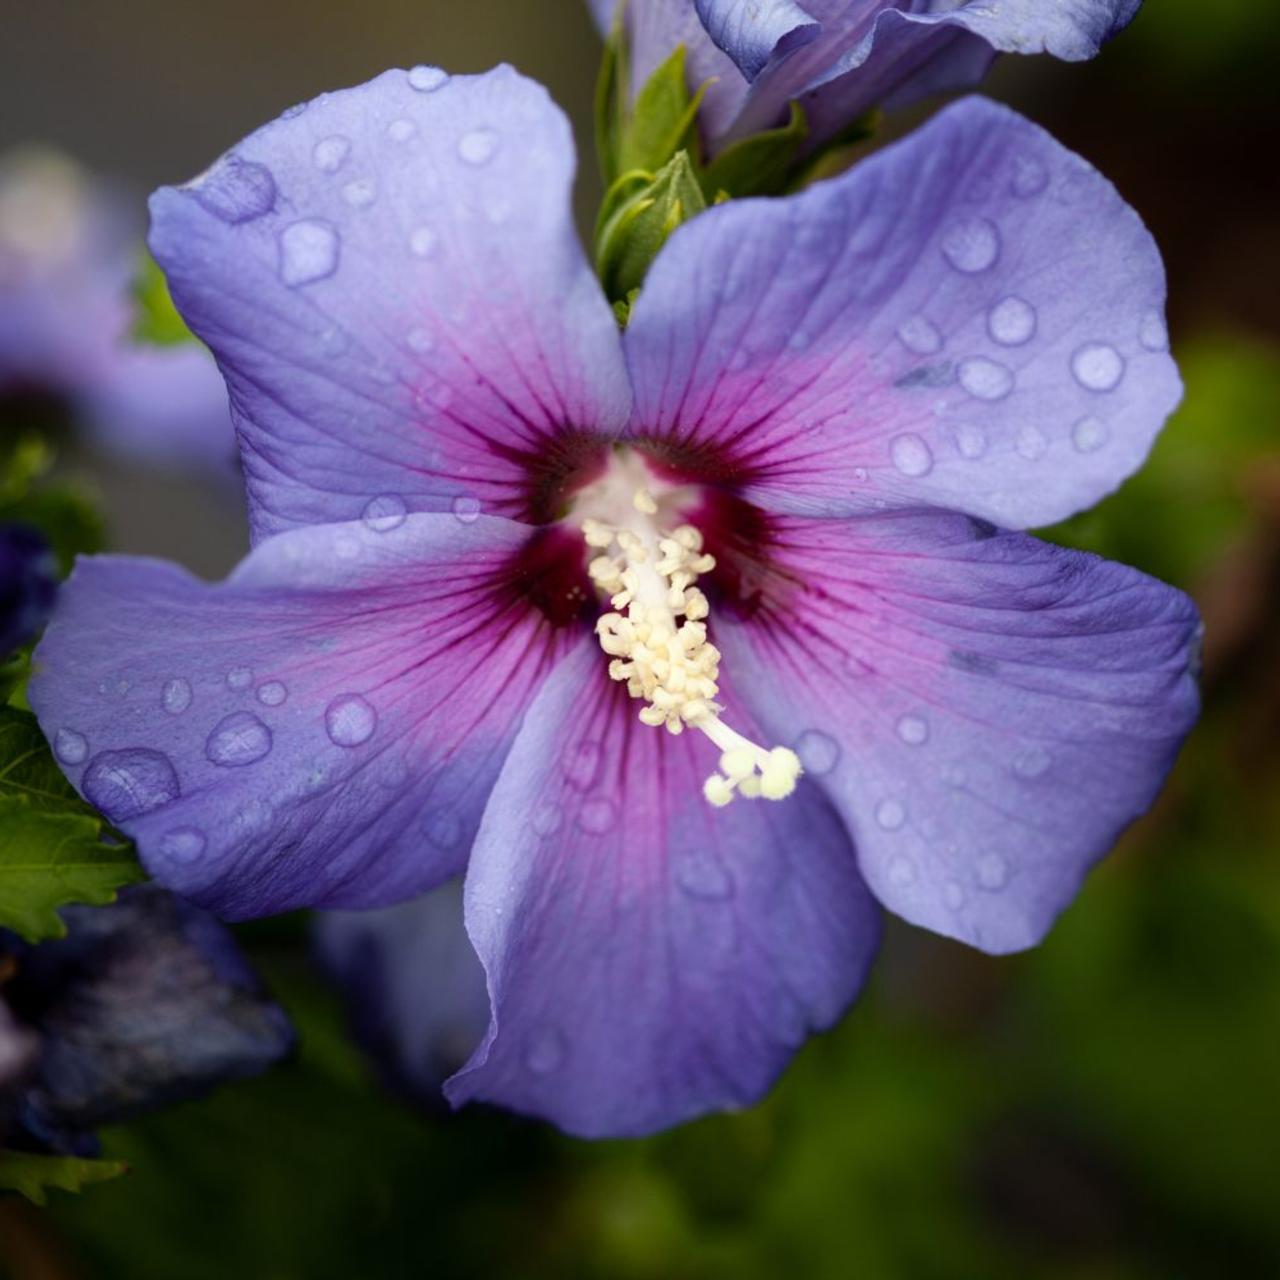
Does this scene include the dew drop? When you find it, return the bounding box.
[1072,415,1109,453]
[523,1025,566,1075]
[325,694,377,747]
[959,357,1014,401]
[188,154,276,223]
[82,749,180,821]
[457,128,499,166]
[226,666,253,691]
[278,219,339,287]
[890,433,933,477]
[795,728,840,777]
[853,466,869,483]
[162,677,192,714]
[532,802,563,838]
[205,711,273,767]
[954,424,988,460]
[1138,309,1169,352]
[875,799,906,831]
[562,739,602,791]
[362,493,408,532]
[161,826,207,864]
[452,494,481,524]
[1012,744,1051,779]
[1010,154,1048,198]
[387,118,417,142]
[424,811,464,851]
[896,714,929,746]
[577,795,616,834]
[311,135,350,174]
[895,314,942,354]
[1015,425,1048,460]
[408,65,449,92]
[341,177,377,208]
[976,852,1010,890]
[408,226,437,258]
[987,296,1037,347]
[888,856,917,886]
[675,851,734,901]
[941,218,1000,273]
[53,728,88,765]
[1071,342,1125,392]
[256,680,288,707]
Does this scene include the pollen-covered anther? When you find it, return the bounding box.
[583,486,802,808]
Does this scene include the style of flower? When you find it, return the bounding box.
[591,0,1141,153]
[0,149,235,474]
[31,66,1197,1136]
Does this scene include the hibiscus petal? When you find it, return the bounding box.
[29,515,576,918]
[715,509,1200,953]
[445,643,880,1137]
[626,95,1179,530]
[148,66,629,542]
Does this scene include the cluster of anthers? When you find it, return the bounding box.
[584,487,802,808]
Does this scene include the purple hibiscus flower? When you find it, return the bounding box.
[1,522,57,657]
[0,149,235,475]
[591,0,1141,152]
[30,66,1197,1136]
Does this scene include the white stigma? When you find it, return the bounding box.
[582,478,801,808]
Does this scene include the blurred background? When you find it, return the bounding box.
[2,0,1278,1276]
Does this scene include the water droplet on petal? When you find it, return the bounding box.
[795,729,840,777]
[83,749,180,820]
[1071,415,1109,453]
[1012,744,1051,779]
[226,666,253,690]
[278,219,339,287]
[532,802,563,837]
[162,677,192,714]
[408,226,437,258]
[161,826,206,863]
[53,729,88,765]
[896,714,929,746]
[876,799,906,831]
[312,135,350,174]
[424,811,464,851]
[188,154,276,223]
[256,680,288,707]
[1010,155,1048,198]
[987,296,1037,347]
[1071,342,1125,392]
[362,493,408,532]
[954,424,988,460]
[675,852,734,901]
[941,218,1000,273]
[890,433,933,477]
[888,856,916,886]
[325,694,377,747]
[577,795,616,834]
[1138,309,1169,352]
[1015,425,1048,460]
[562,739,602,791]
[341,177,377,208]
[206,711,273,767]
[452,494,481,524]
[896,315,942,355]
[523,1025,566,1075]
[976,852,1010,890]
[457,129,498,166]
[408,65,449,92]
[959,357,1014,401]
[387,118,417,142]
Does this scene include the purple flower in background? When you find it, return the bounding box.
[591,0,1141,152]
[0,149,235,475]
[31,67,1197,1136]
[316,879,490,1101]
[0,884,294,1155]
[1,523,57,656]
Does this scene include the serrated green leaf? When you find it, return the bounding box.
[595,151,707,306]
[700,101,810,199]
[0,1150,129,1205]
[0,705,85,811]
[131,249,196,347]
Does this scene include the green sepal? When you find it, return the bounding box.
[131,249,195,347]
[595,151,707,307]
[594,3,628,188]
[700,101,810,199]
[0,1150,129,1205]
[0,706,146,942]
[618,46,708,175]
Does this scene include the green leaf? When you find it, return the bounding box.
[1,485,104,576]
[594,4,628,189]
[0,706,145,941]
[131,249,196,347]
[0,1150,129,1205]
[618,46,708,176]
[595,151,707,306]
[700,101,810,199]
